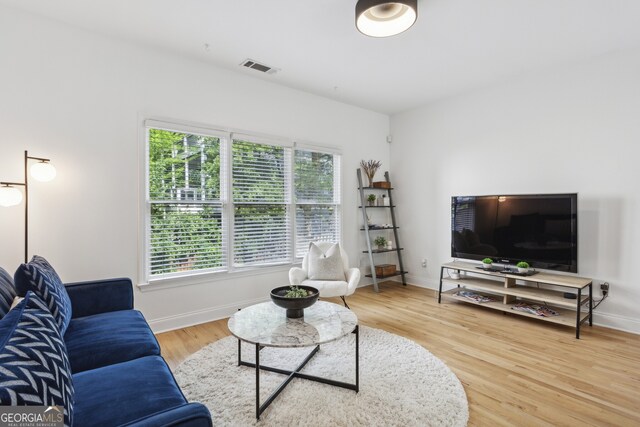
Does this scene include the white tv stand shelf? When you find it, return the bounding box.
[438,261,593,338]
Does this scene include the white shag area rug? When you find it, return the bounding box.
[174,326,468,427]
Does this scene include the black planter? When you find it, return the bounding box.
[270,286,319,318]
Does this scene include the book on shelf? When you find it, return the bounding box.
[454,291,494,303]
[511,302,559,317]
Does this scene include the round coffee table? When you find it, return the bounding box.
[228,301,359,420]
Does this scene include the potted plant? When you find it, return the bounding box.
[270,285,319,318]
[284,285,309,298]
[482,258,493,269]
[516,261,530,273]
[367,194,376,206]
[374,236,387,250]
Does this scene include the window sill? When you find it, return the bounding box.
[137,262,301,293]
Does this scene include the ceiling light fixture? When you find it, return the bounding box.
[355,0,418,38]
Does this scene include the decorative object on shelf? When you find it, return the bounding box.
[355,0,418,38]
[360,159,381,187]
[482,258,493,269]
[373,181,391,189]
[374,236,387,250]
[387,240,393,250]
[367,194,376,206]
[516,261,530,274]
[375,264,397,276]
[449,271,461,280]
[0,150,57,263]
[270,285,319,318]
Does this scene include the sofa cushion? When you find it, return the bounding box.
[64,309,161,373]
[14,255,72,334]
[0,292,74,427]
[0,266,16,319]
[307,242,346,281]
[73,356,187,427]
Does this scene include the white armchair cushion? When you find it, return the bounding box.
[301,280,349,298]
[307,243,346,281]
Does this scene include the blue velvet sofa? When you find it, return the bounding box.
[0,263,212,427]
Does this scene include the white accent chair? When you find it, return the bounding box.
[289,242,361,307]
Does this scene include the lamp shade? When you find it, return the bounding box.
[356,0,417,37]
[0,186,23,207]
[30,161,57,182]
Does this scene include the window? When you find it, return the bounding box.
[232,138,291,267]
[294,149,341,258]
[145,121,341,281]
[147,127,226,278]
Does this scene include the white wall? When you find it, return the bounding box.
[391,48,640,333]
[0,6,390,331]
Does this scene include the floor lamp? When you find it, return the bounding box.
[0,150,57,263]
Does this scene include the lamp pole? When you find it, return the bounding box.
[0,150,54,263]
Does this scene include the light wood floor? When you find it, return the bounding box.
[156,282,640,426]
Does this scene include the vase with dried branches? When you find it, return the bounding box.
[360,160,381,187]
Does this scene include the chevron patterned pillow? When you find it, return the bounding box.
[14,256,73,335]
[0,266,17,319]
[0,291,75,426]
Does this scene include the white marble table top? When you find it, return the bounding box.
[228,301,358,348]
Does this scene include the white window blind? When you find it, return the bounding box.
[232,138,292,267]
[147,127,226,278]
[294,149,341,258]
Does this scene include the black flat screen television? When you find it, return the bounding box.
[451,194,578,272]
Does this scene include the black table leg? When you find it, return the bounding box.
[355,325,359,393]
[438,266,444,303]
[255,343,260,420]
[576,288,582,339]
[589,283,593,326]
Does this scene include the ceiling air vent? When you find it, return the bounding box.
[240,59,279,75]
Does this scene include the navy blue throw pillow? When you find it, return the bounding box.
[14,256,72,335]
[0,291,75,427]
[0,266,16,319]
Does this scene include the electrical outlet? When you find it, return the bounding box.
[421,259,427,268]
[600,282,610,298]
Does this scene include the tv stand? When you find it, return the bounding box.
[438,261,593,338]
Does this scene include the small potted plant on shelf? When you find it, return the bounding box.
[374,236,387,250]
[482,258,493,269]
[516,261,530,273]
[367,194,376,206]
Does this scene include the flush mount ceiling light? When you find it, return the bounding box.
[356,0,418,37]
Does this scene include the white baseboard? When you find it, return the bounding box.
[592,311,640,335]
[400,274,439,290]
[148,296,269,334]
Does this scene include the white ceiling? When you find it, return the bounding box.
[3,0,640,114]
